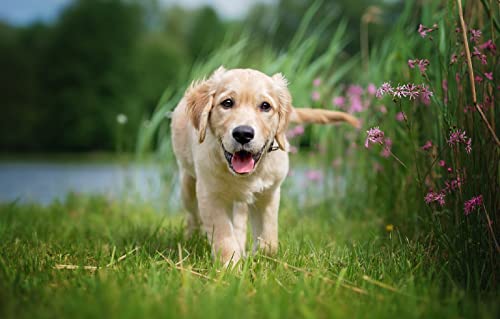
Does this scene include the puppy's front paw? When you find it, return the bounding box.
[213,237,243,267]
[255,237,278,256]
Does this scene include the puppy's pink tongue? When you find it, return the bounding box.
[231,152,255,173]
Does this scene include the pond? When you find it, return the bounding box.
[0,156,345,210]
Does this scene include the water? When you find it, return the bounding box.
[0,158,344,208]
[0,161,168,205]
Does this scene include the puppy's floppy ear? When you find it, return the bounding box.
[185,66,226,143]
[272,73,292,151]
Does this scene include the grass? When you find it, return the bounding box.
[0,195,497,319]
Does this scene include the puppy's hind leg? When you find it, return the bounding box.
[180,172,201,237]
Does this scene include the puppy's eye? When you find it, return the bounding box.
[259,102,271,112]
[221,99,234,109]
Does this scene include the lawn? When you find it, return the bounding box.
[0,195,497,319]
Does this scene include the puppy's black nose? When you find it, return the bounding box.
[232,125,254,144]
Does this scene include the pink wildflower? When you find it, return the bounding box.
[376,82,393,98]
[439,160,446,167]
[470,29,481,43]
[365,127,385,148]
[367,83,377,96]
[424,190,445,206]
[484,72,493,81]
[396,112,406,122]
[472,46,488,65]
[464,105,474,113]
[377,82,432,102]
[393,85,407,98]
[332,96,345,108]
[408,58,429,74]
[465,138,472,154]
[349,96,363,113]
[380,138,392,158]
[419,84,433,105]
[418,23,437,38]
[475,75,483,84]
[444,177,462,193]
[421,140,433,151]
[287,125,305,139]
[450,53,458,64]
[305,170,323,182]
[448,129,472,153]
[313,78,321,87]
[464,195,483,215]
[479,39,496,55]
[347,85,363,96]
[312,91,320,101]
[442,80,448,104]
[418,24,427,37]
[379,105,387,114]
[418,59,429,73]
[484,96,493,109]
[405,84,420,100]
[448,129,467,145]
[380,148,391,158]
[442,80,448,92]
[479,55,487,65]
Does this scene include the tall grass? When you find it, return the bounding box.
[361,0,499,290]
[139,0,498,291]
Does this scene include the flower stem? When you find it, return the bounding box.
[421,144,449,181]
[457,0,500,146]
[398,100,423,186]
[390,152,408,169]
[482,203,500,254]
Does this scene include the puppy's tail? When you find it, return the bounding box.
[290,107,361,128]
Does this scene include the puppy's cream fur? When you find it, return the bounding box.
[171,67,359,264]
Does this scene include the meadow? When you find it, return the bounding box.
[0,0,498,318]
[0,195,497,319]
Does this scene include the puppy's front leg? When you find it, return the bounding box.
[232,202,248,254]
[250,187,280,255]
[197,184,242,265]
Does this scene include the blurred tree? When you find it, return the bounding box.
[0,22,50,151]
[41,0,144,151]
[186,6,225,60]
[134,32,189,115]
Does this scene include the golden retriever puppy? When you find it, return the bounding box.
[171,67,359,265]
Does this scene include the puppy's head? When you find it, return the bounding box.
[185,67,291,175]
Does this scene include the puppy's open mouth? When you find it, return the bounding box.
[223,148,264,175]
